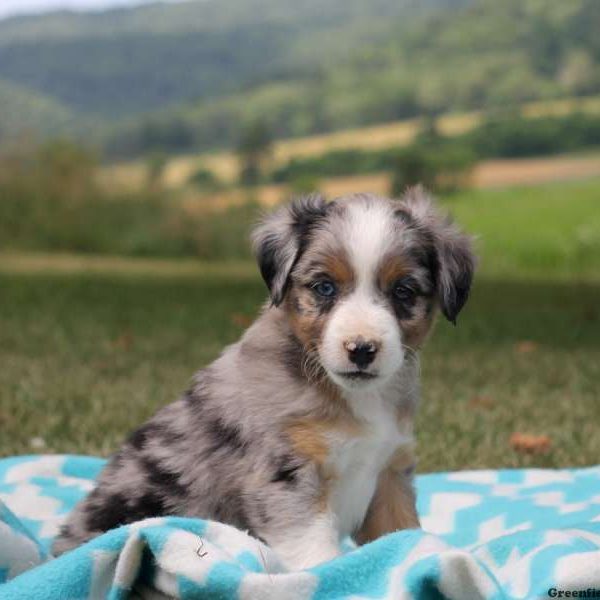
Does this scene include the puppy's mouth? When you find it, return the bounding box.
[337,371,378,381]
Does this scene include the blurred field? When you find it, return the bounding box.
[448,179,600,278]
[0,253,253,279]
[1,177,599,470]
[319,153,600,194]
[1,273,597,471]
[471,153,600,188]
[176,153,600,215]
[99,95,600,190]
[2,179,599,278]
[198,178,600,280]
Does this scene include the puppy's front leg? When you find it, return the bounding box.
[268,511,341,570]
[355,449,420,545]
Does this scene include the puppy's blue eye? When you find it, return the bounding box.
[313,280,337,298]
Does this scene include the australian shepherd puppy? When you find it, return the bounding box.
[53,189,475,570]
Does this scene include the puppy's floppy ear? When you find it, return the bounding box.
[401,186,476,324]
[252,194,330,306]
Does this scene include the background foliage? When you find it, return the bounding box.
[0,0,598,157]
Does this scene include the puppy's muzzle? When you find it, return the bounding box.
[344,338,380,369]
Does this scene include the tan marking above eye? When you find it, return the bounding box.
[378,255,409,291]
[303,249,355,289]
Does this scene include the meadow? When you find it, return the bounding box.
[1,178,598,471]
[103,95,600,189]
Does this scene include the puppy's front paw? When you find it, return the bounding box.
[275,541,341,571]
[269,515,342,571]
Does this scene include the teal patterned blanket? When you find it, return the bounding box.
[1,455,600,599]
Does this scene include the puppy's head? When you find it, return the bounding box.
[252,189,475,391]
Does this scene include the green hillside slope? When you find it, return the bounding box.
[109,0,600,156]
[0,78,87,141]
[0,0,597,156]
[0,0,458,116]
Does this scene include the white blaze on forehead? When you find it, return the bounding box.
[318,198,405,389]
[342,200,396,286]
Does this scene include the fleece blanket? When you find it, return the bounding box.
[1,456,600,599]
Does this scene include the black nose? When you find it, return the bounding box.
[346,340,378,369]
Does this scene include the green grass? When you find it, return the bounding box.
[0,271,598,472]
[1,178,599,471]
[0,272,261,457]
[446,178,600,278]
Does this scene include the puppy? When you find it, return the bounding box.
[53,190,474,569]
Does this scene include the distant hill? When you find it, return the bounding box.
[0,78,86,141]
[0,0,597,157]
[0,0,458,116]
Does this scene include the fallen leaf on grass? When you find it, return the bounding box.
[231,313,253,328]
[469,395,495,409]
[515,340,539,354]
[113,332,134,351]
[510,432,552,455]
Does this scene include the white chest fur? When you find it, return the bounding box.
[327,391,411,537]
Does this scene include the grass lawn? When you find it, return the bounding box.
[1,178,599,472]
[1,271,598,472]
[449,179,600,278]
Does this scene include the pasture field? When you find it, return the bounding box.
[182,178,600,280]
[177,153,600,216]
[448,178,600,278]
[99,95,600,190]
[1,273,598,472]
[0,178,598,470]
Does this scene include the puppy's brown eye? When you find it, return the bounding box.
[312,280,337,298]
[393,278,418,302]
